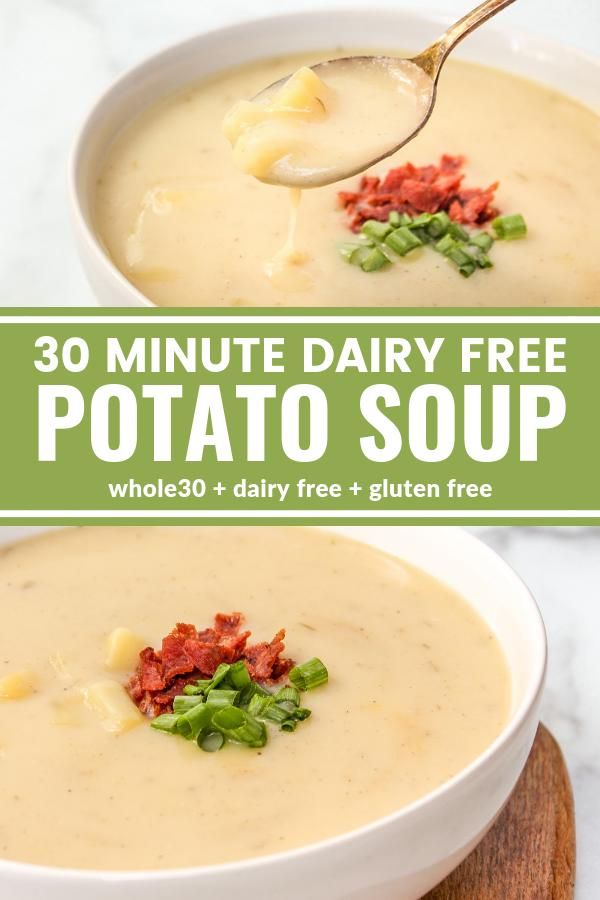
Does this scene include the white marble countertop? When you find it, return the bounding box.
[471,526,599,899]
[0,2,598,896]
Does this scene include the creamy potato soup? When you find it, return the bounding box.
[94,50,600,307]
[0,527,509,871]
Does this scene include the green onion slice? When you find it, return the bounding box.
[289,658,329,691]
[205,688,239,708]
[205,663,231,692]
[447,245,473,267]
[182,683,205,696]
[228,660,251,689]
[361,247,389,272]
[349,245,373,267]
[434,233,458,256]
[198,730,225,753]
[274,686,301,707]
[263,704,290,725]
[150,713,180,734]
[212,706,267,748]
[425,211,450,239]
[459,261,477,278]
[385,226,422,257]
[176,701,213,740]
[247,694,273,718]
[280,719,298,733]
[409,212,433,228]
[173,695,205,714]
[361,220,392,242]
[338,242,361,262]
[448,221,470,242]
[469,231,494,252]
[492,213,527,240]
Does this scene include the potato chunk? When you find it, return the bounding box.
[268,66,331,117]
[84,680,143,734]
[223,67,332,180]
[0,670,38,700]
[105,627,146,672]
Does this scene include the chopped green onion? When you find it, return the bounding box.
[409,212,433,227]
[469,231,494,252]
[448,221,470,241]
[361,247,389,272]
[228,660,251,689]
[447,245,473,268]
[434,233,457,256]
[263,703,290,725]
[182,683,205,696]
[342,206,525,278]
[176,701,212,740]
[274,686,301,707]
[338,242,361,262]
[237,681,269,708]
[426,211,450,238]
[151,713,180,735]
[198,730,225,753]
[410,226,434,245]
[205,688,239,708]
[289,658,329,691]
[205,663,231,691]
[385,226,422,257]
[346,245,373,267]
[459,261,477,278]
[361,220,392,241]
[470,249,493,270]
[247,693,274,718]
[150,651,328,754]
[280,719,298,732]
[212,706,267,748]
[492,213,527,240]
[173,695,204,714]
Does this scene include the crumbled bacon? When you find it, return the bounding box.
[127,612,294,717]
[338,155,499,232]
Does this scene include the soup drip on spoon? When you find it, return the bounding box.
[223,0,518,284]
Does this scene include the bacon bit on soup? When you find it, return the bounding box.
[127,613,295,716]
[338,155,499,232]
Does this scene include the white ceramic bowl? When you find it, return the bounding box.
[69,6,600,309]
[0,525,545,900]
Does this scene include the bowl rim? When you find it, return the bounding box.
[0,524,547,883]
[68,3,600,310]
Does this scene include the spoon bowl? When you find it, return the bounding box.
[252,55,435,188]
[249,0,518,187]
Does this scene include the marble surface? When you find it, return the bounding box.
[470,526,599,899]
[0,2,598,897]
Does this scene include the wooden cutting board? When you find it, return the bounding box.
[425,725,576,900]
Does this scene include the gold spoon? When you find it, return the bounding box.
[253,0,518,187]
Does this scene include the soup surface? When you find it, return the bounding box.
[0,527,509,870]
[94,50,600,307]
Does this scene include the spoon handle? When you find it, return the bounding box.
[412,0,518,81]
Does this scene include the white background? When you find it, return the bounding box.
[0,1,598,897]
